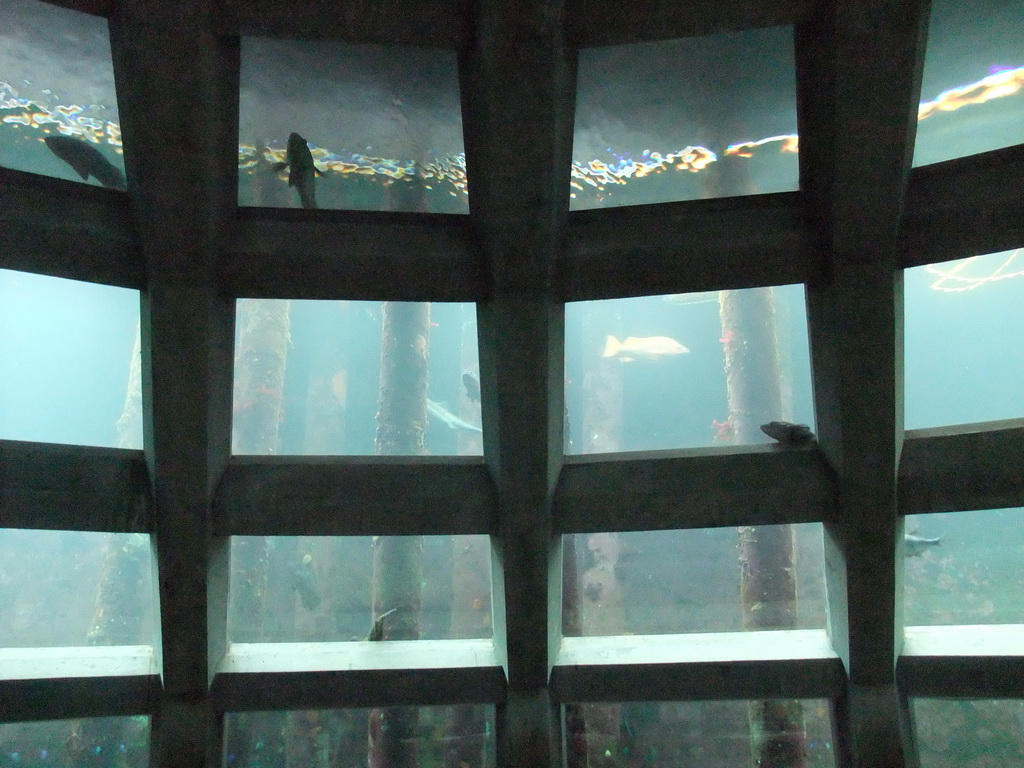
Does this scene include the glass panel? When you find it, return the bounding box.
[224,705,495,768]
[0,270,141,448]
[0,0,124,187]
[564,699,834,767]
[0,716,149,766]
[238,38,466,213]
[232,300,480,456]
[904,508,1024,626]
[914,0,1024,166]
[571,27,797,210]
[0,529,155,648]
[228,535,491,643]
[565,285,813,454]
[904,251,1024,429]
[563,525,825,636]
[914,698,1024,767]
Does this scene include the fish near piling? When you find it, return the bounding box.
[288,554,321,610]
[601,335,689,362]
[462,372,480,403]
[273,132,323,210]
[43,136,126,190]
[760,421,815,446]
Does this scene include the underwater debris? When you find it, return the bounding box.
[272,132,323,209]
[43,135,125,190]
[760,421,815,446]
[904,534,942,557]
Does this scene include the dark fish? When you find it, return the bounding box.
[904,534,942,557]
[463,372,480,403]
[273,132,323,210]
[367,607,398,641]
[43,136,125,190]
[288,556,321,610]
[760,421,815,446]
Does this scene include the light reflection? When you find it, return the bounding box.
[918,66,1024,121]
[4,63,1022,197]
[925,249,1024,292]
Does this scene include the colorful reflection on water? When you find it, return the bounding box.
[2,46,1020,200]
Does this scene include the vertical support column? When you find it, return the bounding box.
[109,2,238,766]
[460,0,576,764]
[796,2,930,766]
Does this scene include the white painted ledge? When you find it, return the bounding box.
[219,637,500,674]
[0,645,157,680]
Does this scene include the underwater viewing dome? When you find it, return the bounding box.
[1,0,1024,765]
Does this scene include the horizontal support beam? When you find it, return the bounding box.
[0,646,158,723]
[217,0,465,46]
[554,444,837,533]
[564,192,816,301]
[567,0,815,47]
[212,639,505,710]
[35,0,111,17]
[900,625,1024,697]
[900,144,1024,267]
[898,420,1024,515]
[551,630,844,702]
[215,456,497,536]
[0,167,143,289]
[0,440,150,532]
[225,209,481,301]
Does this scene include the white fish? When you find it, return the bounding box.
[426,399,482,433]
[601,335,689,362]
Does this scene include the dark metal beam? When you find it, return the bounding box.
[797,1,930,763]
[216,0,466,47]
[225,208,480,301]
[109,0,239,763]
[797,0,928,665]
[0,167,143,289]
[899,420,1024,515]
[900,625,1024,698]
[215,456,497,536]
[460,0,575,762]
[900,144,1024,267]
[567,0,815,48]
[554,444,838,533]
[551,631,845,702]
[37,0,111,17]
[0,646,158,724]
[564,192,816,301]
[0,440,149,532]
